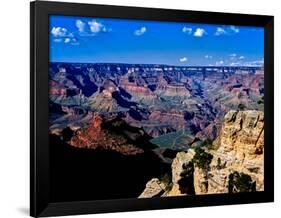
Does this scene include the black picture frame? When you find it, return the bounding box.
[30,1,274,217]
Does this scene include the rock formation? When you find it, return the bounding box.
[69,115,145,155]
[207,110,264,193]
[167,150,195,196]
[139,178,166,198]
[155,84,191,97]
[139,110,264,197]
[119,75,156,99]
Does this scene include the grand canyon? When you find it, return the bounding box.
[49,62,264,201]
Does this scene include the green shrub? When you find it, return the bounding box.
[238,103,246,110]
[192,147,213,171]
[228,171,256,193]
[258,96,264,104]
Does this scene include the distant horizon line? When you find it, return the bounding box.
[49,61,263,68]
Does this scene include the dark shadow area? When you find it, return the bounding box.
[50,134,170,202]
[178,162,195,195]
[112,91,137,108]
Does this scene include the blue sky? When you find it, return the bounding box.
[49,15,264,66]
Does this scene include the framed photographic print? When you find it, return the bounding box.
[30,1,274,217]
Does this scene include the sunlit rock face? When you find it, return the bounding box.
[208,110,264,193]
[69,115,145,155]
[166,150,195,196]
[139,110,264,197]
[139,178,166,198]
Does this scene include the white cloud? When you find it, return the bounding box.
[64,38,71,43]
[88,20,104,33]
[182,27,192,34]
[76,20,86,32]
[215,60,224,66]
[205,55,212,59]
[229,53,238,60]
[244,59,264,67]
[214,25,240,36]
[179,57,188,62]
[76,19,111,36]
[229,57,263,67]
[215,27,226,36]
[51,26,78,44]
[51,27,71,37]
[194,28,207,37]
[230,25,239,33]
[230,62,241,66]
[134,27,146,36]
[239,56,245,60]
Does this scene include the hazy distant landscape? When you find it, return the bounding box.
[49,63,264,148]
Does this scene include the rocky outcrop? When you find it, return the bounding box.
[204,74,264,113]
[119,75,156,99]
[207,110,264,193]
[139,178,166,198]
[140,110,264,197]
[195,122,220,142]
[69,115,145,155]
[87,90,120,112]
[167,150,195,196]
[148,111,187,132]
[193,167,209,194]
[155,84,191,97]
